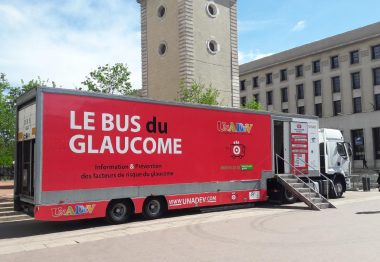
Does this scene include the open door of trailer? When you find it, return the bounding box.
[16,102,36,202]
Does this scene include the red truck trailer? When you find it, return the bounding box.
[15,88,323,223]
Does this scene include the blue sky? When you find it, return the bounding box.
[0,0,379,90]
[238,0,380,63]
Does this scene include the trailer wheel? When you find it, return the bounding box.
[283,189,297,204]
[333,179,344,198]
[143,197,166,219]
[106,200,132,224]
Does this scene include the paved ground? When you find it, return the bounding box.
[0,191,379,261]
[0,180,13,197]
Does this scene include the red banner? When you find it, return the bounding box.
[290,122,308,175]
[41,93,272,191]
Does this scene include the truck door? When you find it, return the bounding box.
[326,141,349,175]
[273,120,290,174]
[16,103,36,199]
[341,142,352,175]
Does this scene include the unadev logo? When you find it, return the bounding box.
[51,204,96,218]
[217,121,253,134]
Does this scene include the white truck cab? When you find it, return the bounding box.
[319,128,352,195]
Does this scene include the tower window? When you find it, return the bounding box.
[207,40,219,54]
[157,5,166,18]
[206,2,218,18]
[158,42,167,56]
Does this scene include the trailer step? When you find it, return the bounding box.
[276,174,336,211]
[0,214,32,223]
[0,198,13,203]
[0,201,13,208]
[0,210,20,217]
[0,207,14,212]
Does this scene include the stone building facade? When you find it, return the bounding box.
[239,22,380,169]
[137,0,240,107]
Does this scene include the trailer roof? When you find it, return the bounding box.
[17,87,318,121]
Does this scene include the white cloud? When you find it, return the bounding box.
[291,20,306,32]
[0,1,142,90]
[238,50,274,64]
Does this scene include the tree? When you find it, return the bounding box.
[0,74,55,167]
[82,63,134,95]
[0,74,15,166]
[177,80,220,105]
[241,98,261,110]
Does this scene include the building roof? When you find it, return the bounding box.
[240,21,380,74]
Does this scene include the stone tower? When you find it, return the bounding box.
[137,0,239,107]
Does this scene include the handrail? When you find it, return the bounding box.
[275,154,332,205]
[295,157,337,199]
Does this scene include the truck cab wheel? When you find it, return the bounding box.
[283,189,297,204]
[106,200,132,224]
[143,197,166,219]
[333,179,344,198]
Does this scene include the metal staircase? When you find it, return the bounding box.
[275,154,336,211]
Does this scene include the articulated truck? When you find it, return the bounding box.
[15,88,351,223]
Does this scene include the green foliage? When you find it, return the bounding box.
[0,74,14,167]
[82,63,134,96]
[177,80,220,105]
[0,74,55,167]
[241,98,262,110]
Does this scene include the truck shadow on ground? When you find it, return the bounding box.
[0,203,308,240]
[254,202,311,211]
[0,208,200,240]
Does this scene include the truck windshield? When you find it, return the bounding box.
[337,142,347,157]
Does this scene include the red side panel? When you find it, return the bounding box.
[34,201,109,221]
[34,189,268,221]
[41,92,272,192]
[166,189,267,210]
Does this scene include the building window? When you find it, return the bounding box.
[206,2,219,18]
[315,103,322,117]
[207,40,219,54]
[240,80,246,91]
[266,91,273,105]
[280,69,287,81]
[157,5,166,18]
[282,109,288,113]
[331,55,339,69]
[266,73,273,85]
[372,44,380,60]
[353,97,362,113]
[350,50,359,64]
[253,77,259,88]
[281,87,288,102]
[297,106,305,115]
[332,76,340,93]
[312,60,320,73]
[351,72,360,89]
[158,42,167,56]
[313,80,322,96]
[240,96,246,107]
[375,94,380,111]
[351,129,365,160]
[295,65,303,77]
[333,100,341,116]
[253,93,259,103]
[296,84,304,99]
[373,128,380,159]
[374,67,380,85]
